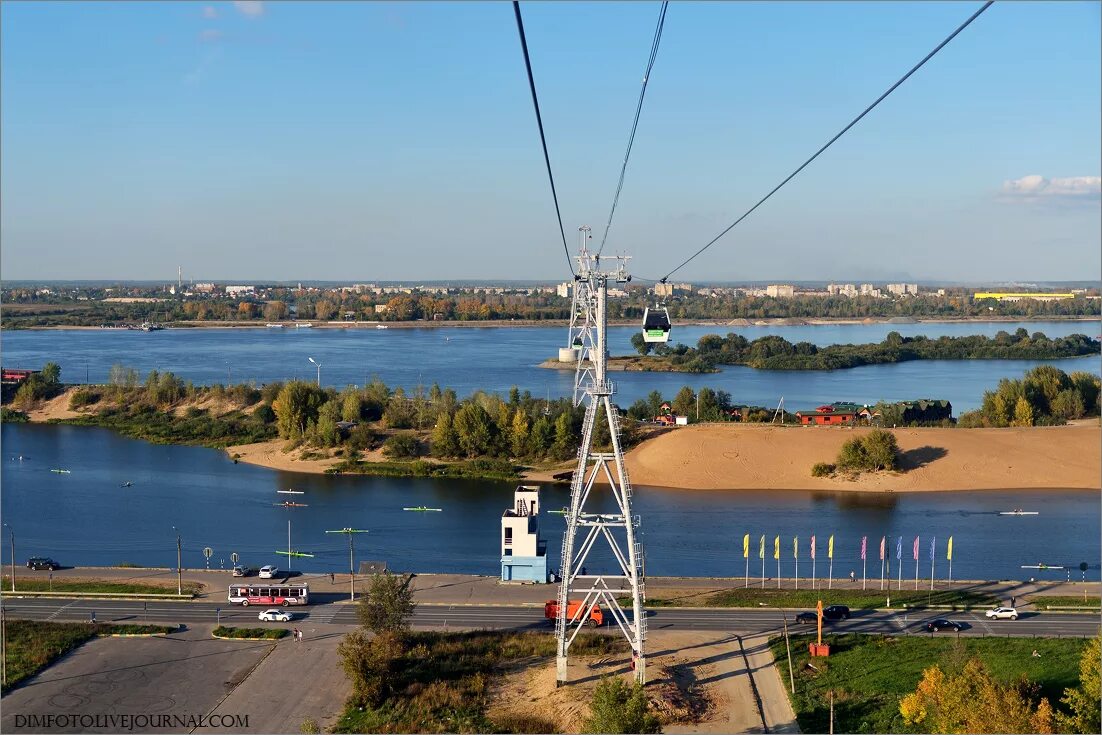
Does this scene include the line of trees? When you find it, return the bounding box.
[631,329,1100,372]
[958,366,1101,427]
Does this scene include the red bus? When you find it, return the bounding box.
[228,582,309,607]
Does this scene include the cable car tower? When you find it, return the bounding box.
[556,246,647,686]
[566,227,596,407]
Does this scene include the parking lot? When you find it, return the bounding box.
[1,623,349,733]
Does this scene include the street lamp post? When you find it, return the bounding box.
[308,357,321,387]
[172,526,182,596]
[325,528,369,601]
[3,525,13,593]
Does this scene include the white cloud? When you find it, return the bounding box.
[1001,175,1101,199]
[233,1,264,17]
[202,5,218,19]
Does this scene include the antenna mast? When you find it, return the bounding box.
[555,248,647,685]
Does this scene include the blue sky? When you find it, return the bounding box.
[2,1,1099,282]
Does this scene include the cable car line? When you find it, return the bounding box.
[596,0,670,258]
[656,0,994,283]
[513,1,574,276]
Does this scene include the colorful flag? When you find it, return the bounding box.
[879,536,886,561]
[743,534,750,559]
[913,536,920,561]
[773,536,780,560]
[896,536,902,561]
[759,535,765,560]
[929,537,936,561]
[828,535,834,559]
[810,535,816,560]
[793,536,799,559]
[947,536,953,561]
[860,536,867,561]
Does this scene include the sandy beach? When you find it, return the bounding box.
[224,422,1102,493]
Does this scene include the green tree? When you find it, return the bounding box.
[41,362,61,386]
[1070,371,1101,413]
[551,411,576,460]
[510,409,530,457]
[671,386,696,418]
[431,411,460,457]
[271,381,328,441]
[453,402,495,457]
[382,433,421,459]
[340,390,365,422]
[1011,395,1034,427]
[646,390,664,418]
[696,387,720,421]
[357,572,415,636]
[584,677,661,734]
[1059,635,1101,734]
[313,400,342,447]
[630,332,654,356]
[527,415,553,457]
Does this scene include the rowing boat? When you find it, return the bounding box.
[999,510,1039,516]
[275,501,308,508]
[51,469,71,474]
[402,506,442,512]
[277,489,305,495]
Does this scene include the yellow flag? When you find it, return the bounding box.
[759,535,765,559]
[947,536,953,561]
[828,535,834,559]
[743,534,750,559]
[773,536,780,560]
[794,536,799,559]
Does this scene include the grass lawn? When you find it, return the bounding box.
[212,626,288,640]
[770,633,1087,734]
[334,631,625,734]
[2,620,177,692]
[642,588,996,610]
[3,576,201,596]
[1028,595,1100,609]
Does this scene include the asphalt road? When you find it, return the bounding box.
[3,596,1098,638]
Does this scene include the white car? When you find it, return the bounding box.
[986,606,1018,620]
[258,565,278,579]
[258,609,292,622]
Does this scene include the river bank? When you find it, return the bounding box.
[13,315,1101,331]
[222,422,1102,493]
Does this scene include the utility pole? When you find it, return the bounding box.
[325,528,369,601]
[782,611,795,694]
[556,245,646,685]
[4,525,14,592]
[173,527,182,596]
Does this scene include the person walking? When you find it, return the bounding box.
[329,572,335,584]
[90,610,97,624]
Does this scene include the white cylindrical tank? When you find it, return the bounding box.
[558,347,579,363]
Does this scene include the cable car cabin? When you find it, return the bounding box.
[641,306,671,343]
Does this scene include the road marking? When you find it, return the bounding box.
[46,599,78,621]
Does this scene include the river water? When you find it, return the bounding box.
[2,423,1097,583]
[2,321,1099,412]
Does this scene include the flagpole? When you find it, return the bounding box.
[745,555,749,589]
[862,556,866,590]
[828,556,833,589]
[812,556,817,590]
[898,554,903,591]
[795,547,799,590]
[880,556,885,591]
[761,552,765,589]
[776,553,781,589]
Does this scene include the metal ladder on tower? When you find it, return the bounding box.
[555,397,599,644]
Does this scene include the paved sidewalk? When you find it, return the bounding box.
[12,567,1098,609]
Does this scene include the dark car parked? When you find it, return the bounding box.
[794,612,818,624]
[925,618,963,632]
[822,605,851,621]
[27,557,59,571]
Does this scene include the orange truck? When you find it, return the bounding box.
[544,599,604,627]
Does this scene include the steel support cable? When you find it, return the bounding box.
[657,0,994,282]
[597,1,670,257]
[513,1,574,276]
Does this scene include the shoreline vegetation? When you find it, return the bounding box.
[538,329,1101,374]
[4,362,1100,491]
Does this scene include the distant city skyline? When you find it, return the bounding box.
[2,1,1099,282]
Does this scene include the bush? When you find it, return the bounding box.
[585,677,661,734]
[836,429,899,473]
[382,433,421,459]
[0,407,29,423]
[68,389,101,409]
[811,462,835,477]
[358,572,415,635]
[254,404,276,424]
